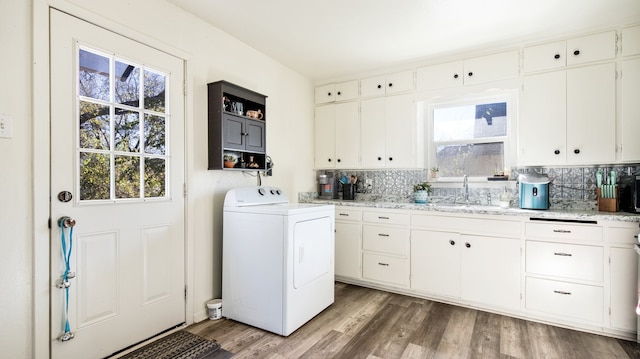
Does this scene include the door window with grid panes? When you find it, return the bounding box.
[78,47,169,201]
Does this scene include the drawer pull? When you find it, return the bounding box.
[634,235,638,239]
[553,229,572,233]
[378,233,390,237]
[553,290,572,295]
[378,262,389,266]
[378,216,390,220]
[553,252,573,257]
[338,213,349,217]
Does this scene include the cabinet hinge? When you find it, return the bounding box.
[183,183,188,198]
[185,285,188,299]
[183,81,188,96]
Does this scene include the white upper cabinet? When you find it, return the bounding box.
[621,57,640,162]
[524,31,616,72]
[314,80,359,104]
[523,41,567,72]
[360,94,416,168]
[417,50,519,91]
[623,25,640,56]
[566,31,616,66]
[314,102,360,169]
[463,50,520,85]
[360,70,414,98]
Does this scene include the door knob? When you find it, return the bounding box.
[58,216,76,228]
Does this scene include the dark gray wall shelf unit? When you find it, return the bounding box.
[208,80,267,170]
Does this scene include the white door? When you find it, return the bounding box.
[50,9,185,358]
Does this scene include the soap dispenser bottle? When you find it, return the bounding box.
[499,186,510,209]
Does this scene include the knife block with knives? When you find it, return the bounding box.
[596,169,619,212]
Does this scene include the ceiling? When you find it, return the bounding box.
[166,0,640,82]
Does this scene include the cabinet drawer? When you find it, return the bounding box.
[524,41,566,72]
[526,241,603,282]
[363,225,409,256]
[363,211,409,226]
[526,277,603,323]
[335,208,362,222]
[608,224,640,245]
[525,221,602,242]
[362,253,409,286]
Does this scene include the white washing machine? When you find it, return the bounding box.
[222,186,335,336]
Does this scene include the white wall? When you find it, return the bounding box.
[1,0,316,357]
[0,1,33,357]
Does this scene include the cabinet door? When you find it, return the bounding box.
[461,235,521,310]
[334,102,360,168]
[610,246,638,331]
[245,119,265,153]
[519,71,567,166]
[523,41,566,73]
[566,31,616,66]
[566,63,616,164]
[314,105,336,168]
[315,83,335,104]
[360,97,386,168]
[463,50,519,85]
[386,70,414,94]
[335,221,362,279]
[410,230,461,298]
[360,75,387,98]
[416,61,463,91]
[385,94,415,168]
[223,114,245,150]
[335,80,359,101]
[623,26,640,56]
[621,58,640,162]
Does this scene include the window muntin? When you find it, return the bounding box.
[77,46,169,202]
[430,98,510,178]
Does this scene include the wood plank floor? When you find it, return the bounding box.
[187,282,640,359]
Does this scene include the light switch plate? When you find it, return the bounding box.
[0,114,13,139]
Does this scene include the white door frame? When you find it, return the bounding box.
[32,2,194,357]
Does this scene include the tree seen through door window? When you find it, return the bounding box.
[78,47,168,201]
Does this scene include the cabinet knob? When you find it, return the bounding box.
[573,50,580,56]
[337,91,341,96]
[574,149,580,154]
[377,157,382,161]
[327,92,332,96]
[337,158,341,163]
[328,158,332,162]
[377,84,382,89]
[465,242,471,248]
[453,73,459,79]
[388,83,393,87]
[449,240,455,246]
[468,72,473,77]
[554,54,561,59]
[388,157,393,161]
[554,149,560,155]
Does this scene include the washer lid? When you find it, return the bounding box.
[224,186,289,207]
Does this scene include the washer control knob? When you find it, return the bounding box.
[258,188,266,196]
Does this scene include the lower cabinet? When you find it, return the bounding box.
[361,210,410,287]
[411,230,521,310]
[334,207,362,279]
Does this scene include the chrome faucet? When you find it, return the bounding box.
[463,174,470,205]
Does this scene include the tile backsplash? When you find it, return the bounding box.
[306,165,639,211]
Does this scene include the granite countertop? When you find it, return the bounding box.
[302,198,640,223]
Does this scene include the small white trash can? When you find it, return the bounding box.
[207,299,222,320]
